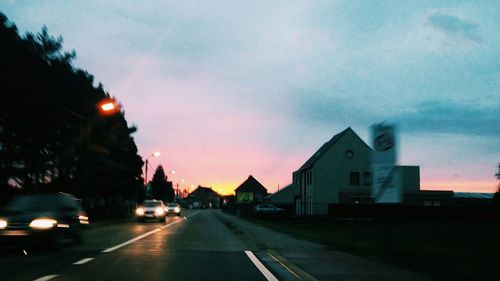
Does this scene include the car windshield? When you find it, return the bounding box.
[167,203,178,207]
[6,195,57,212]
[143,201,162,207]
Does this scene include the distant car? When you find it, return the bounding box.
[0,193,88,246]
[165,202,181,216]
[253,204,285,214]
[135,200,167,222]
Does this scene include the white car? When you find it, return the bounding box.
[135,200,167,222]
[253,204,285,214]
[165,202,181,216]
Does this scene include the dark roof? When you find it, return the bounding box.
[265,183,293,199]
[235,175,268,193]
[297,127,371,172]
[189,186,220,197]
[454,192,494,199]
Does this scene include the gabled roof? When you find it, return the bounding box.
[189,186,220,197]
[297,127,371,172]
[235,175,268,193]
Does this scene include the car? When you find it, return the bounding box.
[165,202,181,216]
[0,193,89,246]
[135,200,167,222]
[253,204,285,214]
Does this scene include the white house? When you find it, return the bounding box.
[293,127,373,215]
[291,126,425,215]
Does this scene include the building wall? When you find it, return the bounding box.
[310,130,372,215]
[400,166,420,193]
[267,184,295,205]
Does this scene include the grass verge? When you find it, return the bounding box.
[246,216,500,281]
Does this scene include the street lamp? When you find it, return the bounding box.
[144,151,160,184]
[98,99,120,115]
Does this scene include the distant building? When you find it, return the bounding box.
[235,175,268,205]
[292,127,424,215]
[452,192,494,206]
[265,183,295,213]
[187,186,221,208]
[293,128,373,215]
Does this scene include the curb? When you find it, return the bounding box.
[216,211,318,281]
[267,249,319,281]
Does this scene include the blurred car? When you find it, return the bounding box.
[165,202,181,216]
[253,204,285,214]
[0,193,88,245]
[135,200,167,222]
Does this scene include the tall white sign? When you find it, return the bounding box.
[371,123,401,203]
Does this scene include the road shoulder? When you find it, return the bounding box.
[215,210,431,281]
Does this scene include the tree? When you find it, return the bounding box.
[496,163,500,186]
[0,13,143,209]
[149,165,175,202]
[494,164,500,208]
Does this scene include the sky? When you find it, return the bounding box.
[1,1,499,194]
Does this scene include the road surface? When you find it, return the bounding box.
[0,210,289,281]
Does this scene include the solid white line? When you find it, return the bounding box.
[245,251,279,281]
[102,211,200,253]
[72,257,95,265]
[33,274,59,281]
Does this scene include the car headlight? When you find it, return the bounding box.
[79,215,90,225]
[174,207,180,213]
[29,218,57,229]
[154,207,165,216]
[135,208,145,216]
[0,219,7,229]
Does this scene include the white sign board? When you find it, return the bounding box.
[371,123,401,203]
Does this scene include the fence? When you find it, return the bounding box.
[329,204,500,220]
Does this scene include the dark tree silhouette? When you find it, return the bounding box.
[0,13,143,209]
[149,165,175,202]
[494,164,500,208]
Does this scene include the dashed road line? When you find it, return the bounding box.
[72,257,95,265]
[33,274,59,281]
[102,211,199,253]
[32,211,200,281]
[245,250,279,281]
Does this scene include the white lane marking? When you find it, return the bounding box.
[72,257,95,265]
[101,228,162,253]
[245,251,279,281]
[102,211,200,253]
[33,274,59,281]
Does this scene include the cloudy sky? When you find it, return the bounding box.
[1,1,499,194]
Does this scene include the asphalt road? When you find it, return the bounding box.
[0,210,288,281]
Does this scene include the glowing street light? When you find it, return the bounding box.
[144,151,160,184]
[98,99,120,115]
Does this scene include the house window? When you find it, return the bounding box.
[424,199,442,207]
[306,170,312,185]
[363,172,373,185]
[350,172,360,185]
[433,200,442,207]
